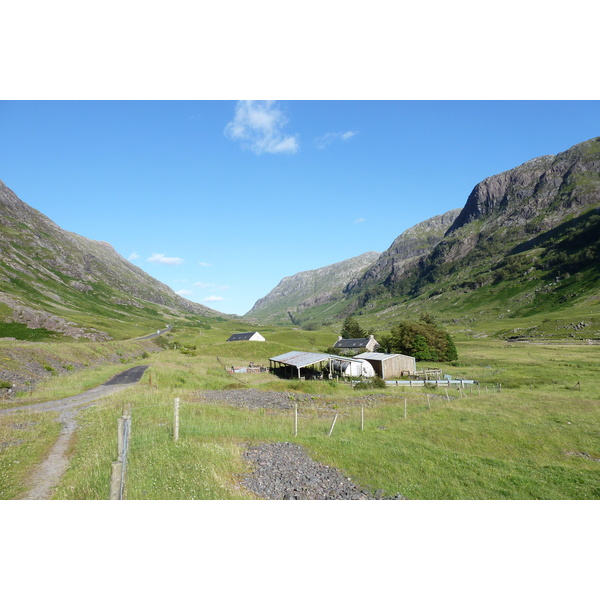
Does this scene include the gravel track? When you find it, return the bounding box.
[2,366,149,500]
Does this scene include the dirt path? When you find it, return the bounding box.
[0,366,148,500]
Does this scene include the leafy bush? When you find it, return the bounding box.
[380,317,458,362]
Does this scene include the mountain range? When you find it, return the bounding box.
[1,136,599,340]
[247,136,600,328]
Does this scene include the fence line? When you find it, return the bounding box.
[385,379,476,388]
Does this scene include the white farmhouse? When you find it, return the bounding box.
[226,331,266,342]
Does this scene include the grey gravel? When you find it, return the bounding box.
[195,388,310,409]
[241,442,406,501]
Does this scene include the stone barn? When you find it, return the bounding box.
[333,334,380,356]
[354,352,416,379]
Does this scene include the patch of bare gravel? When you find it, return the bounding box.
[241,442,407,500]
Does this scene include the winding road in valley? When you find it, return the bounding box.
[1,365,149,500]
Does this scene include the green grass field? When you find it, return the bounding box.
[2,320,597,500]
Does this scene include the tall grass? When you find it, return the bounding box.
[3,334,599,500]
[0,411,62,499]
[49,381,599,500]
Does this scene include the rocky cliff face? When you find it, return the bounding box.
[449,138,600,234]
[245,251,380,322]
[425,137,600,269]
[0,180,223,339]
[354,136,600,318]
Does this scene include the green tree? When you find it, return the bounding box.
[340,315,367,339]
[385,320,458,362]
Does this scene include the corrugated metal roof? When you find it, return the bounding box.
[269,351,333,368]
[355,352,404,361]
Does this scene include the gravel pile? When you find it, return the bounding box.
[241,442,406,500]
[194,388,388,410]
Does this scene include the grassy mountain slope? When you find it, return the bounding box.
[0,180,226,341]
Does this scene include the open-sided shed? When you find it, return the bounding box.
[269,351,333,379]
[354,352,416,379]
[269,351,377,380]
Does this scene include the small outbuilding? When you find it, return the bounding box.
[354,352,416,379]
[227,331,266,342]
[333,334,380,355]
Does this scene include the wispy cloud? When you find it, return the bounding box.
[354,217,366,224]
[147,253,184,265]
[175,289,194,297]
[197,261,211,267]
[203,295,225,302]
[314,130,358,150]
[225,101,299,155]
[128,251,140,261]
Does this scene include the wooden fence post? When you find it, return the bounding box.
[427,394,431,410]
[445,389,450,402]
[294,403,298,437]
[328,413,338,437]
[174,397,180,442]
[118,417,124,459]
[361,405,364,430]
[109,461,123,500]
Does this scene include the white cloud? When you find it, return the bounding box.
[197,261,211,267]
[314,130,359,149]
[147,253,184,265]
[175,289,194,297]
[341,131,358,141]
[128,251,140,261]
[354,217,366,224]
[225,101,299,155]
[203,295,225,302]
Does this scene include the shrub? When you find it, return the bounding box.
[382,317,458,362]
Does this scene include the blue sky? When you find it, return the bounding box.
[1,100,599,315]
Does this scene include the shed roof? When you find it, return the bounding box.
[354,352,404,361]
[269,351,333,369]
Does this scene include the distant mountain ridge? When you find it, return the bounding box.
[0,179,223,340]
[245,252,380,323]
